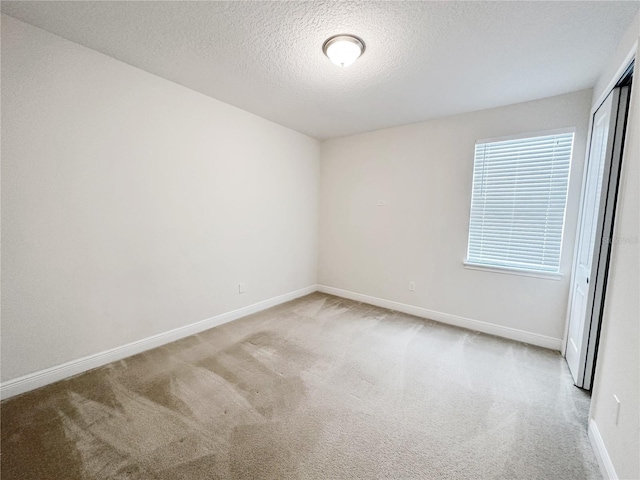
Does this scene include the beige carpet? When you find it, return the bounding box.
[1,292,601,479]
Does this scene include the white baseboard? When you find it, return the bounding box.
[588,418,619,480]
[0,285,318,401]
[1,284,563,400]
[317,285,562,351]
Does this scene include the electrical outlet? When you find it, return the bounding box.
[238,283,245,294]
[613,394,620,425]
[409,282,415,292]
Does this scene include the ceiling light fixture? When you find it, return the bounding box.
[322,34,365,67]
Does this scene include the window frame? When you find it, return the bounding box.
[464,127,576,279]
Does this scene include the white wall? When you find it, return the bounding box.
[319,90,592,344]
[588,12,639,480]
[0,15,320,383]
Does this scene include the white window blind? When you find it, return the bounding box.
[466,132,574,273]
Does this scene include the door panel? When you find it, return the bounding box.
[567,283,585,357]
[566,82,630,389]
[566,91,617,387]
[582,85,630,389]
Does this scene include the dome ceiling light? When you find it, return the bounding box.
[322,34,365,67]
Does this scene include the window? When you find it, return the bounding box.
[466,131,574,274]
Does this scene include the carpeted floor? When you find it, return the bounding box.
[1,292,601,479]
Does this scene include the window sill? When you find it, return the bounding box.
[463,262,563,281]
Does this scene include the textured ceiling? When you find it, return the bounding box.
[2,1,638,139]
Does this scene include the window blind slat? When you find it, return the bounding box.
[466,132,574,273]
[475,151,572,163]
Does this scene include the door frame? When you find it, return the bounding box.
[562,54,635,389]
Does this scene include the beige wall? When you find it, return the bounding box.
[1,15,320,382]
[589,12,639,480]
[319,90,592,343]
